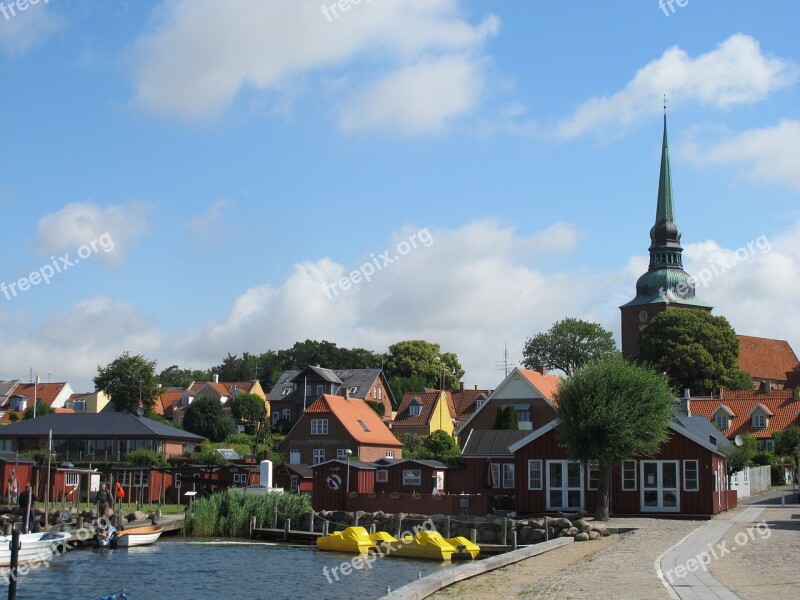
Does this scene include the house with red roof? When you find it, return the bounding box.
[689,388,800,452]
[279,393,403,466]
[737,335,800,390]
[0,381,74,423]
[454,366,561,442]
[448,386,492,430]
[392,390,454,437]
[170,376,268,424]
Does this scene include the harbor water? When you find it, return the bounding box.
[2,538,455,599]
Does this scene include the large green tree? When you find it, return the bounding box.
[384,340,464,389]
[158,365,211,388]
[723,433,757,476]
[522,318,617,376]
[638,310,753,395]
[94,352,159,412]
[556,355,675,520]
[493,406,518,430]
[24,403,54,419]
[183,396,236,442]
[230,392,266,423]
[773,426,800,457]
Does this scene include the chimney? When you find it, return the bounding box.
[314,363,320,368]
[459,381,464,392]
[344,388,350,401]
[212,374,219,384]
[759,380,770,393]
[681,388,691,417]
[535,364,548,375]
[474,384,478,390]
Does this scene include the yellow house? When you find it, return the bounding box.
[65,391,112,413]
[391,391,455,437]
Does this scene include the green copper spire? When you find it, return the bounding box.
[656,114,675,224]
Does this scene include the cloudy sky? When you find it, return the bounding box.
[1,1,798,392]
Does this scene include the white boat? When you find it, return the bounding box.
[0,530,71,567]
[96,524,164,548]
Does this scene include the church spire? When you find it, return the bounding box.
[656,113,675,224]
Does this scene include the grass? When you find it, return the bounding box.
[183,489,311,537]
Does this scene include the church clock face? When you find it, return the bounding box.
[639,310,648,323]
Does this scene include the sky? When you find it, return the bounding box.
[1,0,798,393]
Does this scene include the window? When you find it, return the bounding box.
[715,415,728,430]
[232,473,247,485]
[312,449,325,465]
[311,419,328,435]
[753,414,766,429]
[357,420,370,432]
[376,469,388,483]
[385,451,394,459]
[289,450,300,465]
[349,386,358,395]
[72,399,86,412]
[515,408,530,422]
[378,388,382,400]
[765,439,775,451]
[272,412,280,425]
[64,472,79,487]
[502,464,515,489]
[491,463,501,489]
[743,468,749,484]
[528,460,542,490]
[373,387,377,399]
[402,469,422,486]
[476,397,486,410]
[282,386,293,395]
[337,449,349,460]
[316,384,324,396]
[409,403,422,417]
[684,460,699,491]
[622,460,636,491]
[290,475,298,492]
[281,408,291,421]
[588,461,600,490]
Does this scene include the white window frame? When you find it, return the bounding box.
[587,461,600,491]
[743,468,749,484]
[528,460,542,490]
[476,398,486,409]
[683,459,699,492]
[290,475,298,492]
[378,388,382,400]
[376,470,388,483]
[64,472,79,487]
[502,463,515,489]
[281,408,291,421]
[337,449,349,460]
[546,460,584,511]
[622,460,637,491]
[385,451,394,459]
[753,414,766,429]
[765,439,775,451]
[311,419,329,435]
[491,463,501,489]
[403,469,422,487]
[715,415,728,430]
[409,403,422,417]
[312,449,325,465]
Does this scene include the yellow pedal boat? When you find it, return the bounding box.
[445,536,480,560]
[316,526,374,554]
[378,530,456,561]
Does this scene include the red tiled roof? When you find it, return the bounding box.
[6,383,67,406]
[690,389,800,439]
[305,394,402,447]
[737,335,800,383]
[393,392,442,427]
[155,390,183,417]
[450,389,492,419]
[518,369,562,406]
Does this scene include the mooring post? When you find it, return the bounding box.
[353,511,359,527]
[502,519,507,545]
[273,506,278,529]
[512,530,518,550]
[370,523,376,534]
[445,516,451,538]
[545,517,549,542]
[470,528,477,544]
[249,516,256,538]
[323,521,329,536]
[309,511,315,532]
[9,526,20,599]
[284,518,290,542]
[396,514,402,535]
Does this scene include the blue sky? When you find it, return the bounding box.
[1,0,798,392]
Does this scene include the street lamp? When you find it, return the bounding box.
[345,449,353,492]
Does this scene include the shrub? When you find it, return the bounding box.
[125,448,167,467]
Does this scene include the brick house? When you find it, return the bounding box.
[736,335,800,390]
[169,377,268,424]
[392,391,454,437]
[0,381,75,423]
[449,387,492,431]
[268,366,395,428]
[279,393,403,466]
[455,366,561,442]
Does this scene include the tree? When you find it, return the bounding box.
[158,365,211,388]
[230,393,266,423]
[522,318,617,376]
[387,375,428,401]
[556,355,675,520]
[384,340,464,389]
[24,403,54,419]
[773,426,800,457]
[183,396,236,442]
[638,310,754,395]
[366,400,386,417]
[94,352,159,412]
[723,433,757,476]
[493,406,518,430]
[399,431,462,468]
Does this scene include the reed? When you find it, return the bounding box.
[184,489,311,537]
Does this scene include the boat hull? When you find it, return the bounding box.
[445,536,480,560]
[379,531,456,561]
[97,525,164,548]
[0,531,71,567]
[316,526,374,555]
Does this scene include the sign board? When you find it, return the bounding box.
[327,474,342,491]
[783,460,793,469]
[175,473,182,488]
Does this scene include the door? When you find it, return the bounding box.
[546,460,583,511]
[641,461,679,512]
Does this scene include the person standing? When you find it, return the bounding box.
[18,483,37,533]
[8,470,18,504]
[96,483,112,518]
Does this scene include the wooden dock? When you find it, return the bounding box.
[252,527,322,543]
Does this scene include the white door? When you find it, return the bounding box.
[641,461,679,512]
[289,450,301,465]
[546,460,584,511]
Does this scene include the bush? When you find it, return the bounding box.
[8,411,20,423]
[125,448,167,467]
[226,433,255,446]
[366,400,385,417]
[184,488,312,537]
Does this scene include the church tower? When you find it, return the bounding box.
[620,114,713,359]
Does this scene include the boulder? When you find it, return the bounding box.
[481,528,497,543]
[556,518,572,529]
[519,526,532,542]
[530,528,546,541]
[574,519,591,532]
[588,531,602,540]
[564,527,579,536]
[574,532,590,542]
[591,523,608,535]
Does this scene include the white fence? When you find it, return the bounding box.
[730,465,771,499]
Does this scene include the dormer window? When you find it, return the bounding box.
[715,415,729,430]
[476,396,486,409]
[409,401,421,417]
[348,386,358,395]
[753,414,766,429]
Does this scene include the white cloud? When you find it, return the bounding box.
[132,0,498,132]
[186,198,231,240]
[0,0,63,56]
[556,34,797,139]
[36,200,154,263]
[679,120,800,191]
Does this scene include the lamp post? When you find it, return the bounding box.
[345,449,353,492]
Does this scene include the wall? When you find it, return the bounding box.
[748,465,771,495]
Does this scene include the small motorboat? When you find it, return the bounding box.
[445,536,480,560]
[96,590,128,600]
[316,526,374,555]
[378,530,456,561]
[96,524,164,548]
[0,529,71,567]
